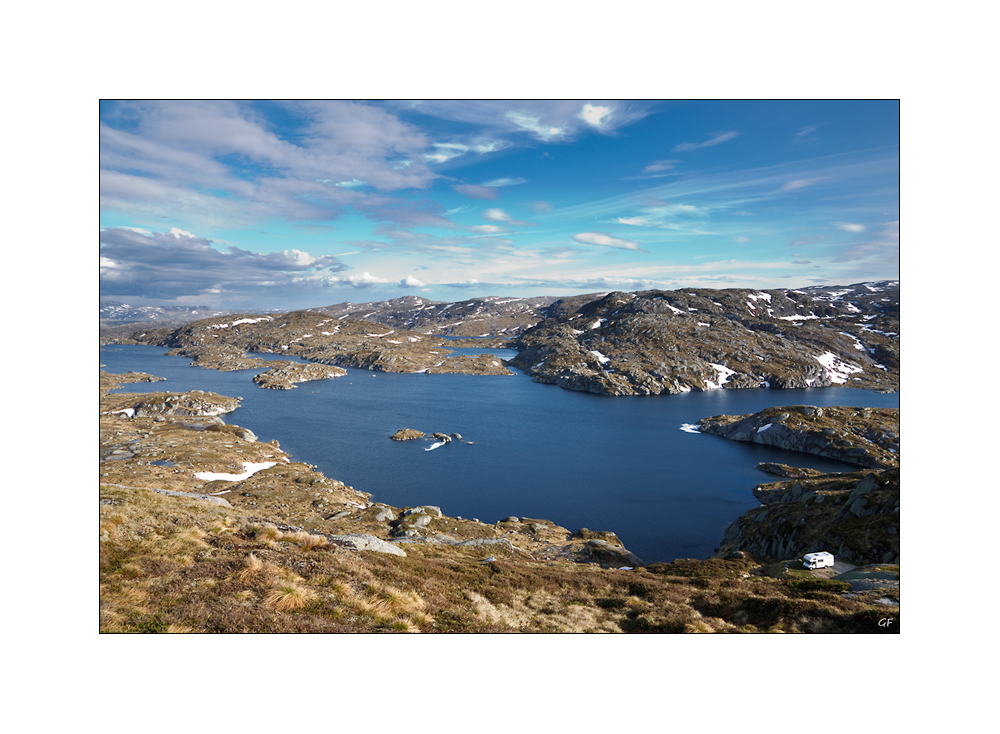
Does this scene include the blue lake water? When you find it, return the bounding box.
[100,344,899,563]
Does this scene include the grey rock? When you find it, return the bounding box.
[147,487,232,507]
[328,533,407,556]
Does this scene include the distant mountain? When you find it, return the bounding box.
[312,295,558,337]
[100,301,232,324]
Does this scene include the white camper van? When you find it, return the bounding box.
[802,552,835,569]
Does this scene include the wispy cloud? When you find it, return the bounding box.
[779,177,828,191]
[794,125,818,143]
[674,131,739,152]
[642,159,678,173]
[398,100,654,142]
[506,111,566,140]
[481,177,527,187]
[572,232,646,252]
[100,100,441,230]
[421,139,509,164]
[615,203,713,234]
[483,208,534,226]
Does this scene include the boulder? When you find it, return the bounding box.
[328,533,407,557]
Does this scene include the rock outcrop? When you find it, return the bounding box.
[698,406,899,470]
[510,282,899,396]
[715,469,900,566]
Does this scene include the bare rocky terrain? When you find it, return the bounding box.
[510,281,898,395]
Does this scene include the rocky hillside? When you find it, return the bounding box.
[101,370,899,633]
[698,405,900,566]
[312,295,556,337]
[510,281,899,396]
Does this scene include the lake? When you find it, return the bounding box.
[100,344,899,563]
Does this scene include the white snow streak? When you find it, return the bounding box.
[194,461,277,482]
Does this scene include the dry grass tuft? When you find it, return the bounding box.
[236,553,280,584]
[263,582,318,612]
[160,527,209,554]
[286,531,328,551]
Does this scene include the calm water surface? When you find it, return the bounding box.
[100,344,899,563]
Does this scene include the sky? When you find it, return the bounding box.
[100,99,899,311]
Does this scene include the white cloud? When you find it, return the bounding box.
[468,225,505,234]
[337,271,391,287]
[733,236,751,243]
[483,208,514,223]
[572,232,644,252]
[400,275,426,287]
[834,221,866,232]
[579,104,612,128]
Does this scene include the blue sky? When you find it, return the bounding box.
[100,100,899,310]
